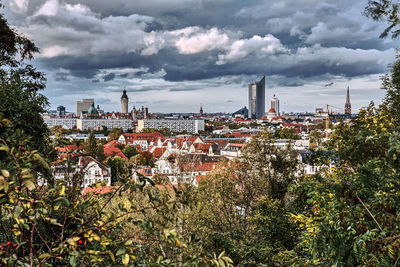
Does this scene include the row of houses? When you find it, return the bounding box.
[50,130,330,192]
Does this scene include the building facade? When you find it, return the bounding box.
[345,86,351,115]
[44,118,77,129]
[76,99,94,116]
[248,76,265,119]
[121,89,129,114]
[77,119,133,131]
[137,119,205,134]
[57,105,66,116]
[270,94,280,116]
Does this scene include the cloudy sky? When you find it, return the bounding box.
[4,0,399,113]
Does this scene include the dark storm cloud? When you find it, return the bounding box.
[103,73,115,82]
[4,0,399,111]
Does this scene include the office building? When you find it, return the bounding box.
[76,99,94,116]
[248,76,265,119]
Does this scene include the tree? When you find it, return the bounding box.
[85,132,97,157]
[122,145,138,158]
[106,156,128,184]
[95,142,105,161]
[309,130,323,150]
[107,128,123,141]
[275,127,300,140]
[140,127,157,133]
[183,132,299,265]
[291,103,400,265]
[364,0,400,38]
[0,9,233,266]
[0,7,48,152]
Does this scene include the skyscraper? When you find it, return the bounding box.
[270,94,280,116]
[121,89,129,114]
[248,76,265,119]
[345,86,351,115]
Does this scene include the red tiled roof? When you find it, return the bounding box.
[230,132,251,138]
[104,140,120,148]
[192,143,211,153]
[196,175,208,184]
[103,141,127,159]
[152,147,167,158]
[122,132,164,141]
[104,146,127,159]
[82,186,114,195]
[227,143,245,147]
[180,162,217,172]
[55,144,82,153]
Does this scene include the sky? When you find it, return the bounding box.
[4,0,400,113]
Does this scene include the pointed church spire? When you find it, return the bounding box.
[345,86,351,115]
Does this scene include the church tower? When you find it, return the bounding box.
[121,89,129,114]
[345,86,351,115]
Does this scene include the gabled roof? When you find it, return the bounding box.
[79,156,111,176]
[191,143,211,153]
[82,186,114,195]
[152,147,167,158]
[121,132,164,140]
[103,141,127,159]
[55,144,82,153]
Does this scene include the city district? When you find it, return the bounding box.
[42,77,353,193]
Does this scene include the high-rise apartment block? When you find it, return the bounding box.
[76,99,94,116]
[248,76,265,119]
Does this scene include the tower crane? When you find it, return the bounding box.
[325,104,342,138]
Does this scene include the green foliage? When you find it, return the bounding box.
[182,132,300,265]
[85,132,97,158]
[275,127,300,140]
[364,0,400,38]
[107,128,123,141]
[106,156,129,184]
[122,145,138,158]
[291,103,400,265]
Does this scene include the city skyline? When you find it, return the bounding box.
[4,0,398,112]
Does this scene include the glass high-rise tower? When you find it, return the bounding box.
[248,76,265,119]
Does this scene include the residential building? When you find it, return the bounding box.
[44,118,77,129]
[40,156,111,190]
[76,118,133,131]
[137,119,205,134]
[79,156,111,189]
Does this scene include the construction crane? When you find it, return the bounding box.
[325,104,342,138]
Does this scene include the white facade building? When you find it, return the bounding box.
[77,119,133,131]
[44,118,77,129]
[137,119,205,134]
